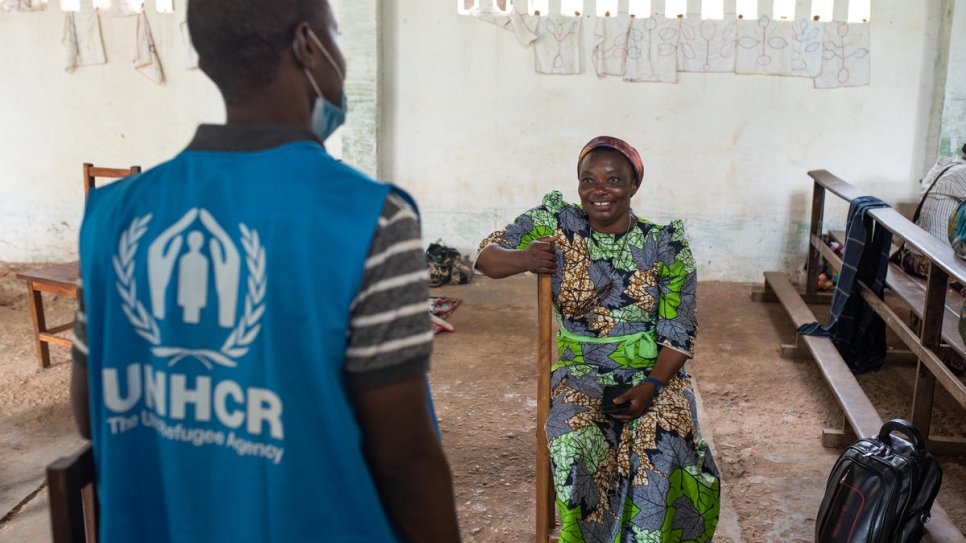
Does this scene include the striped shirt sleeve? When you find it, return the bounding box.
[345,192,433,390]
[72,281,88,367]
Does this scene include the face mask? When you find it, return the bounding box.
[311,91,347,143]
[299,29,347,142]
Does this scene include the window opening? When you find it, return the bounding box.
[810,0,832,21]
[563,0,583,16]
[627,0,650,17]
[736,0,757,19]
[773,0,795,20]
[457,0,476,15]
[848,0,870,22]
[665,0,686,18]
[596,0,618,17]
[701,0,724,19]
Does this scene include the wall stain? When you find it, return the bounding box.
[730,121,747,148]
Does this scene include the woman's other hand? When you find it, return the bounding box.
[609,350,686,422]
[609,383,658,422]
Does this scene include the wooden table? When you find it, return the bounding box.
[17,261,79,368]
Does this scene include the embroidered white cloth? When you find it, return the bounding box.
[815,22,870,88]
[474,12,511,31]
[1,0,46,11]
[735,16,793,75]
[678,15,736,73]
[134,12,165,84]
[592,16,632,78]
[63,11,107,73]
[787,18,823,77]
[473,5,513,35]
[624,15,678,83]
[508,9,537,45]
[474,8,536,46]
[532,15,581,74]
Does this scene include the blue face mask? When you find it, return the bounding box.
[311,92,347,142]
[300,29,347,142]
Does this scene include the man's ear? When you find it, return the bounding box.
[291,22,314,69]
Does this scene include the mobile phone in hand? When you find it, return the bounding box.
[601,384,633,415]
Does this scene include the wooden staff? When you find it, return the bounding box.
[536,273,556,542]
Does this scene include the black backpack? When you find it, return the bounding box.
[816,419,943,543]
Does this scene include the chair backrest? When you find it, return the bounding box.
[82,163,142,201]
[47,442,97,543]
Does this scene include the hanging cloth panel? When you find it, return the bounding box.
[623,15,679,83]
[815,22,870,88]
[133,11,165,84]
[592,15,632,78]
[678,15,736,73]
[63,11,107,73]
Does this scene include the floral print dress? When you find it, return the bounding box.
[479,192,720,543]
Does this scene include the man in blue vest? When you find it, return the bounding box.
[70,0,461,540]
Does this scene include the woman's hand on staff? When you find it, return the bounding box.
[476,237,557,278]
[523,237,557,274]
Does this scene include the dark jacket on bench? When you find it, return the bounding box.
[799,195,892,373]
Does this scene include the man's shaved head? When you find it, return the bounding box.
[187,0,329,104]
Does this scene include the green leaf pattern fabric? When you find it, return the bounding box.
[479,192,717,541]
[477,191,697,355]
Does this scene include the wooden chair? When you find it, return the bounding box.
[17,163,140,368]
[47,442,98,543]
[536,274,557,542]
[80,163,141,200]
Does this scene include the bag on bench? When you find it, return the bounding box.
[815,419,942,543]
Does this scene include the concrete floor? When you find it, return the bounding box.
[2,275,962,541]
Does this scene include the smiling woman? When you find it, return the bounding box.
[475,136,720,542]
[577,137,643,234]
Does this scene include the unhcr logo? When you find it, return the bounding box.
[105,209,284,459]
[115,208,267,369]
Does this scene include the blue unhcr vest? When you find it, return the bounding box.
[79,141,403,542]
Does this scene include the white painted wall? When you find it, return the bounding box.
[0,0,953,283]
[0,3,223,261]
[0,1,377,262]
[381,0,948,280]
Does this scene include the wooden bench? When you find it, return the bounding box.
[823,231,966,364]
[758,169,966,543]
